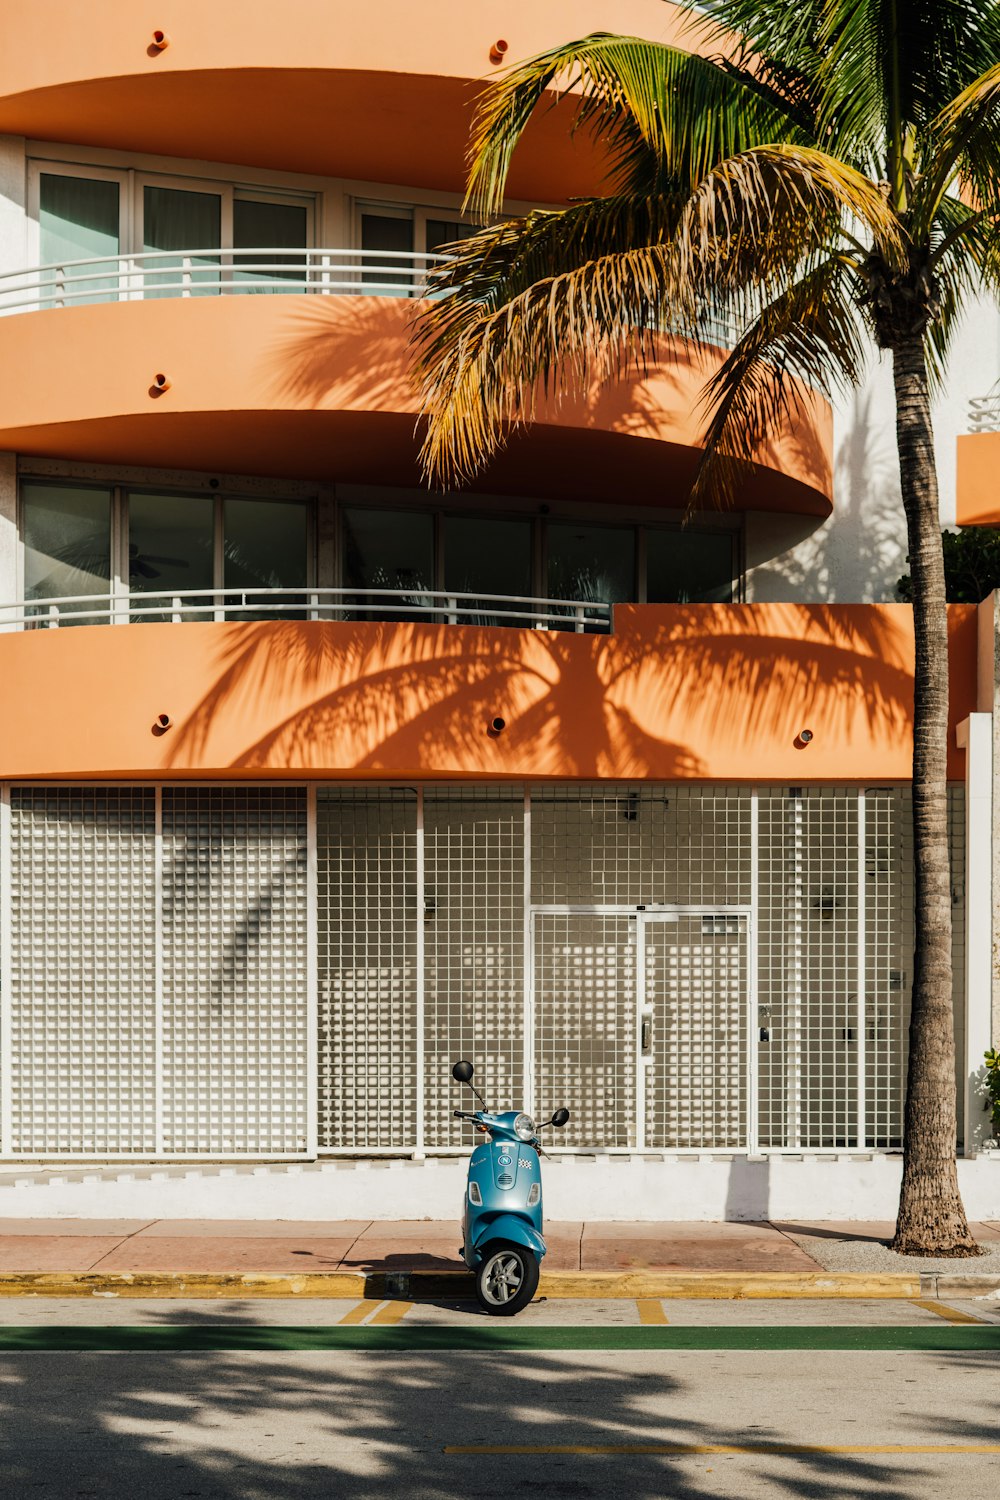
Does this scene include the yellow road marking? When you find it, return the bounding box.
[445,1444,1000,1456]
[370,1300,413,1325]
[911,1298,984,1325]
[338,1299,384,1325]
[637,1299,669,1325]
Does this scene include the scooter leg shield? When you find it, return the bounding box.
[470,1213,546,1260]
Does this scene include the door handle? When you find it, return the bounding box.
[641,1017,652,1054]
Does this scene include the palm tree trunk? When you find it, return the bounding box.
[890,331,978,1255]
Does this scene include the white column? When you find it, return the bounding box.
[0,452,17,626]
[0,785,10,1155]
[0,134,27,277]
[956,713,993,1153]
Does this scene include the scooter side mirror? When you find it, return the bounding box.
[551,1108,570,1128]
[452,1060,475,1084]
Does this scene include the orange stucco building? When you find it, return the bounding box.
[0,1,995,1220]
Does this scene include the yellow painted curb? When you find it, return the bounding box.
[0,1269,923,1300]
[0,1272,373,1300]
[537,1271,923,1299]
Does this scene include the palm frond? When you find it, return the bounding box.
[414,141,896,489]
[924,194,1000,386]
[669,143,904,305]
[689,254,868,510]
[412,198,698,488]
[464,33,805,219]
[810,0,1000,177]
[917,58,1000,230]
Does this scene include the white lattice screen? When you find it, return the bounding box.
[8,789,156,1154]
[757,789,860,1149]
[423,788,525,1148]
[317,788,417,1149]
[160,788,309,1155]
[531,786,752,906]
[0,781,969,1157]
[645,914,747,1150]
[533,913,636,1148]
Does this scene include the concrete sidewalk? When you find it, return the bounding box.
[1,1218,999,1276]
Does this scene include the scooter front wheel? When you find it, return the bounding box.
[475,1240,540,1316]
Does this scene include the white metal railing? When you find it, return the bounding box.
[0,245,744,347]
[0,246,450,313]
[0,586,613,632]
[969,394,1000,433]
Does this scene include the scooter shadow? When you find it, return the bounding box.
[407,1295,524,1318]
[339,1255,467,1271]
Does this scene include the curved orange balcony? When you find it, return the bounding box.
[0,605,977,782]
[957,429,1000,525]
[0,0,712,201]
[0,257,833,515]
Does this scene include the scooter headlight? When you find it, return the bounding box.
[514,1113,536,1142]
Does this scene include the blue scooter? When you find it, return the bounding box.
[451,1059,570,1315]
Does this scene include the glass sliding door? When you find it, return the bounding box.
[646,527,735,603]
[224,498,309,617]
[233,198,308,293]
[443,515,532,625]
[342,507,434,621]
[547,522,635,623]
[143,185,222,297]
[128,493,214,620]
[360,209,414,295]
[39,173,120,305]
[22,482,112,625]
[425,219,477,255]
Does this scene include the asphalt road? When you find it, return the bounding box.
[0,1298,997,1498]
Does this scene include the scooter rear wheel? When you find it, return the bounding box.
[475,1240,539,1316]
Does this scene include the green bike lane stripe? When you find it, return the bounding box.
[0,1326,998,1352]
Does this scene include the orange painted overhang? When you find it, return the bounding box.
[0,0,716,201]
[0,296,833,513]
[0,605,976,782]
[956,431,1000,526]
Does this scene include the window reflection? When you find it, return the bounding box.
[225,498,308,618]
[547,523,635,625]
[128,492,214,621]
[233,199,308,293]
[143,185,221,298]
[360,212,415,295]
[444,516,532,625]
[343,508,434,621]
[646,528,734,603]
[22,482,112,625]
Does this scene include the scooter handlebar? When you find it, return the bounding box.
[453,1110,481,1121]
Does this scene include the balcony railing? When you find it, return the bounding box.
[0,246,450,312]
[968,394,1000,433]
[0,245,743,347]
[0,586,614,632]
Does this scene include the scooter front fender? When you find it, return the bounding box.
[470,1212,547,1261]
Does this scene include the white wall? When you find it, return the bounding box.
[0,1152,997,1221]
[747,301,1000,605]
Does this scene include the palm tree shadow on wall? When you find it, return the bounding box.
[164,605,914,776]
[160,812,306,1043]
[267,297,831,504]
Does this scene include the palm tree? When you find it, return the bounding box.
[412,1,1000,1254]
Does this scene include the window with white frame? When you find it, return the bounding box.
[31,161,315,301]
[20,480,313,623]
